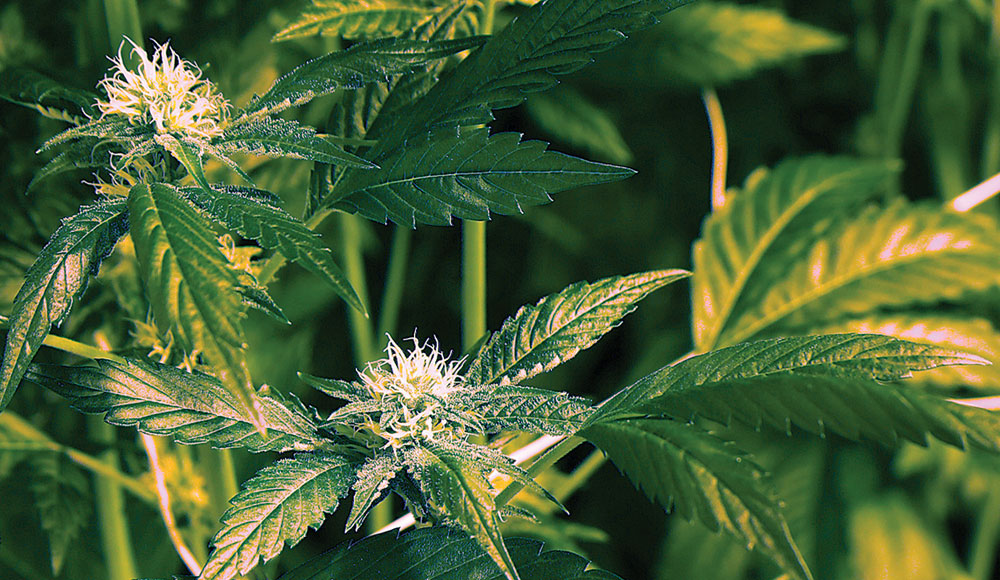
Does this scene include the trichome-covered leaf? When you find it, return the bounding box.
[0,67,96,123]
[457,385,594,436]
[275,525,621,579]
[692,156,899,351]
[0,197,129,411]
[331,128,635,226]
[217,117,375,168]
[25,357,321,452]
[591,334,1000,451]
[179,185,366,315]
[199,451,360,580]
[467,269,689,386]
[580,417,810,580]
[127,182,261,428]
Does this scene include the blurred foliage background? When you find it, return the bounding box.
[2,0,1000,579]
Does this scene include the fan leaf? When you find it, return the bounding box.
[238,36,486,121]
[274,0,438,41]
[331,128,635,226]
[718,200,1000,346]
[458,385,594,436]
[692,156,900,351]
[25,357,321,452]
[581,417,811,580]
[179,185,366,315]
[0,67,96,123]
[199,451,360,580]
[0,197,129,411]
[217,117,376,168]
[467,269,689,386]
[591,334,1000,450]
[30,452,91,575]
[275,525,621,579]
[127,182,261,429]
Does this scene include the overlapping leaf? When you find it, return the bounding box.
[457,385,594,436]
[29,452,91,575]
[405,443,520,580]
[812,315,1000,390]
[344,454,398,531]
[581,418,810,580]
[612,2,845,87]
[199,451,360,580]
[525,86,634,164]
[274,0,438,41]
[237,36,486,121]
[366,0,694,146]
[0,197,129,411]
[590,334,1000,451]
[720,201,1000,345]
[0,67,96,123]
[217,117,375,168]
[692,156,899,351]
[179,185,366,314]
[274,525,621,580]
[331,128,635,225]
[127,182,260,428]
[25,357,321,452]
[467,270,689,386]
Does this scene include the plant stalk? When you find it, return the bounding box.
[970,481,1000,580]
[462,220,488,351]
[376,226,412,346]
[89,417,139,580]
[702,87,728,211]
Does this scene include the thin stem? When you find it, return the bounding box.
[0,316,126,364]
[702,87,728,211]
[970,481,1000,580]
[495,436,584,507]
[885,0,933,161]
[982,1,1000,178]
[142,434,203,575]
[376,226,412,344]
[555,449,606,501]
[462,220,487,351]
[90,417,138,580]
[342,213,376,366]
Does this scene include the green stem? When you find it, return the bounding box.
[495,436,584,507]
[89,417,138,580]
[982,1,1000,178]
[0,413,154,503]
[0,316,126,364]
[461,220,487,351]
[341,213,376,366]
[927,10,971,199]
[102,0,142,53]
[885,0,933,161]
[970,481,1000,580]
[701,87,728,211]
[376,226,412,346]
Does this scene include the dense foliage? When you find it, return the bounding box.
[2,0,1000,579]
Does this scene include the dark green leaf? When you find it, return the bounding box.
[581,418,810,580]
[458,385,594,436]
[155,133,213,192]
[344,454,398,531]
[524,86,634,164]
[275,525,621,580]
[179,185,367,315]
[40,116,150,152]
[591,334,1000,450]
[26,357,321,452]
[238,36,486,121]
[199,451,360,580]
[467,270,689,386]
[217,117,376,168]
[0,67,96,123]
[331,128,636,226]
[127,182,261,429]
[0,197,129,411]
[692,156,899,351]
[30,452,91,575]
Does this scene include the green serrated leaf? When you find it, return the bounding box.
[345,453,398,531]
[623,2,845,87]
[127,182,262,429]
[525,86,633,165]
[25,357,321,452]
[217,117,376,168]
[581,417,811,580]
[811,315,1000,390]
[29,452,91,575]
[333,127,637,226]
[0,197,129,411]
[458,385,594,436]
[238,282,291,324]
[592,334,1000,451]
[274,0,438,41]
[26,139,118,193]
[0,67,96,124]
[199,451,360,580]
[275,525,621,580]
[40,115,150,152]
[366,0,693,146]
[155,133,213,192]
[720,201,1000,345]
[238,36,486,121]
[178,185,367,315]
[298,372,366,401]
[467,269,690,386]
[692,156,899,351]
[405,442,521,580]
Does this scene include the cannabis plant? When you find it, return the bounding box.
[3,0,1000,579]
